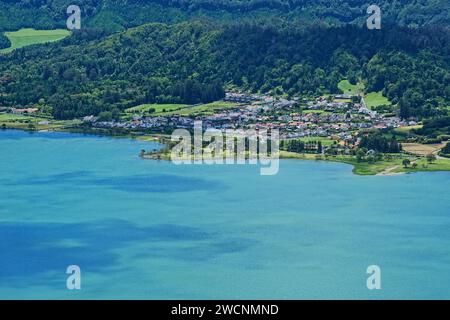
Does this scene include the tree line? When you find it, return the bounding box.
[0,32,10,49]
[280,139,323,154]
[359,133,402,153]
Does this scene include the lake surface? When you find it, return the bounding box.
[0,129,449,299]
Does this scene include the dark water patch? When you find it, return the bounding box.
[7,171,225,194]
[93,174,223,193]
[0,220,209,287]
[0,220,257,288]
[13,171,92,186]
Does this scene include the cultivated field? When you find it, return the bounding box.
[402,142,446,156]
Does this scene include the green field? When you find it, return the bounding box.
[125,104,189,114]
[302,109,326,114]
[0,113,79,130]
[364,91,392,109]
[0,113,27,121]
[394,125,423,134]
[126,101,240,116]
[338,80,364,96]
[297,136,336,146]
[1,28,70,53]
[338,80,392,109]
[168,101,239,116]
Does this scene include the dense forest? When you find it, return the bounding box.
[0,32,10,49]
[1,0,449,32]
[1,20,449,120]
[359,133,402,153]
[416,116,450,136]
[442,141,450,155]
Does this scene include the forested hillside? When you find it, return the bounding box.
[1,0,449,32]
[0,32,10,49]
[0,21,449,120]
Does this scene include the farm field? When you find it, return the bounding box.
[402,142,447,156]
[0,28,70,53]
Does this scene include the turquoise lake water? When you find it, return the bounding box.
[0,129,449,299]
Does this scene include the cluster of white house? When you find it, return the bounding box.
[87,93,418,146]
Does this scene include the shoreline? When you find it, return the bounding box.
[3,126,450,176]
[0,122,166,143]
[141,149,450,176]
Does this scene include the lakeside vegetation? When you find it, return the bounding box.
[281,151,450,175]
[136,130,450,176]
[0,113,80,131]
[139,147,450,176]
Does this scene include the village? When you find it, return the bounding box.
[84,91,417,154]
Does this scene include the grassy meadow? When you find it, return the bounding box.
[1,28,70,53]
[125,104,190,115]
[338,80,364,96]
[364,91,391,109]
[126,101,240,116]
[0,113,79,131]
[297,136,336,147]
[338,79,392,110]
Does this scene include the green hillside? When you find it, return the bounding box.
[0,0,449,32]
[0,21,449,121]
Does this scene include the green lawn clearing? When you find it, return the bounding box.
[125,104,190,114]
[338,80,365,96]
[1,28,70,54]
[364,91,391,109]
